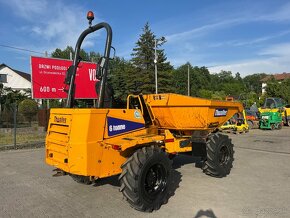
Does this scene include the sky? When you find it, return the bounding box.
[1,0,290,77]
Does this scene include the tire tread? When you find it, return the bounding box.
[119,145,171,212]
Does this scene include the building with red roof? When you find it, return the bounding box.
[261,72,290,94]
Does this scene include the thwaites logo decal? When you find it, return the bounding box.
[214,108,228,117]
[107,117,144,136]
[54,116,67,123]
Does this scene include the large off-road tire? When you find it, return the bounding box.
[119,145,172,212]
[203,133,234,178]
[70,174,92,185]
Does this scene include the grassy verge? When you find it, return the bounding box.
[0,132,46,147]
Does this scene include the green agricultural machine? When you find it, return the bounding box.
[259,111,283,130]
[259,97,290,126]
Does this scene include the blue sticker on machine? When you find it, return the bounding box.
[214,108,228,117]
[107,117,145,136]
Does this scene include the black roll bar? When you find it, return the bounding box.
[65,22,112,108]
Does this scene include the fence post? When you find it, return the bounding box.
[13,102,17,148]
[0,83,2,128]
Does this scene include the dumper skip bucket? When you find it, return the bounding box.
[144,94,243,130]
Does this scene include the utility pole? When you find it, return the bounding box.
[45,51,50,109]
[13,102,17,148]
[187,64,190,96]
[154,39,158,94]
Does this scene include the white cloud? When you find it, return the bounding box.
[208,30,290,48]
[2,0,48,20]
[165,3,290,46]
[259,43,290,56]
[166,3,290,43]
[165,18,246,43]
[208,42,290,76]
[2,0,99,53]
[208,56,290,77]
[256,2,290,22]
[163,2,290,76]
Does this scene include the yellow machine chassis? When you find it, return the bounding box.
[46,93,243,179]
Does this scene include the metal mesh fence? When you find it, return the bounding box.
[0,105,47,150]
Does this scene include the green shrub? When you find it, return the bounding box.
[18,99,38,126]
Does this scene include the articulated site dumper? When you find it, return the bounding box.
[45,12,243,212]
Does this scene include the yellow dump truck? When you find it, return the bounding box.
[220,97,249,133]
[45,12,243,212]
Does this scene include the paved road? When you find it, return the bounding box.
[0,128,290,218]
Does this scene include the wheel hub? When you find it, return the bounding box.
[144,164,166,196]
[219,145,230,165]
[146,169,157,186]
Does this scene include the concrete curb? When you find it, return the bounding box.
[0,141,44,152]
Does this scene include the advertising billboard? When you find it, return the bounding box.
[31,56,98,99]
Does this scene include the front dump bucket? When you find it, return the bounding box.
[144,93,243,130]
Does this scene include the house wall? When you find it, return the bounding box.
[0,67,31,90]
[262,83,267,94]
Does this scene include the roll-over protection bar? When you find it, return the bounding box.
[65,22,112,108]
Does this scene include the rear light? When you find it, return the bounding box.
[165,138,174,143]
[112,145,121,151]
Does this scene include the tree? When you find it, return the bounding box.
[243,73,267,94]
[199,89,213,99]
[51,46,73,60]
[217,70,235,83]
[209,70,245,96]
[172,63,190,95]
[235,72,243,82]
[244,91,259,108]
[18,99,38,126]
[211,91,226,100]
[265,78,290,103]
[281,79,290,104]
[108,57,133,103]
[172,64,213,97]
[0,87,28,111]
[191,66,212,96]
[209,71,235,92]
[51,46,100,62]
[0,87,29,127]
[221,82,244,96]
[131,22,173,94]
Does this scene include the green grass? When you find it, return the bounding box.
[0,131,46,146]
